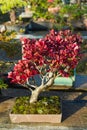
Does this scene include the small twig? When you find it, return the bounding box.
[56,73,61,77]
[39,75,43,80]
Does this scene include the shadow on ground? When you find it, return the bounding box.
[62,92,87,121]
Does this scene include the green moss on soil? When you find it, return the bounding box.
[12,96,61,114]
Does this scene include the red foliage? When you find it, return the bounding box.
[8,30,82,85]
[8,60,39,84]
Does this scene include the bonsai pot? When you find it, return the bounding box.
[9,96,62,123]
[54,75,75,87]
[6,25,21,32]
[25,21,50,33]
[62,0,70,4]
[48,6,60,14]
[9,113,62,123]
[54,69,76,87]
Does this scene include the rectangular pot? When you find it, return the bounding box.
[54,75,75,87]
[9,96,62,123]
[54,68,76,87]
[9,113,62,123]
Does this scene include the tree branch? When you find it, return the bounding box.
[41,75,45,86]
[26,78,37,89]
[21,84,33,92]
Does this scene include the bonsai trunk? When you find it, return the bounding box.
[29,76,55,104]
[10,9,16,23]
[25,7,30,14]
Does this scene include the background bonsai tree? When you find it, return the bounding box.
[28,0,61,21]
[8,30,82,104]
[54,4,87,30]
[0,0,27,23]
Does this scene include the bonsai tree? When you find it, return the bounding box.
[55,4,87,30]
[0,0,27,23]
[28,0,61,21]
[8,30,82,104]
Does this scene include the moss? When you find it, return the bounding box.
[12,96,61,114]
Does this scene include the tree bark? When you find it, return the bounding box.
[10,9,16,23]
[29,76,54,104]
[25,7,30,14]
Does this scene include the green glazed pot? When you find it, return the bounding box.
[54,69,76,87]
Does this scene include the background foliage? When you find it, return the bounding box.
[0,0,27,13]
